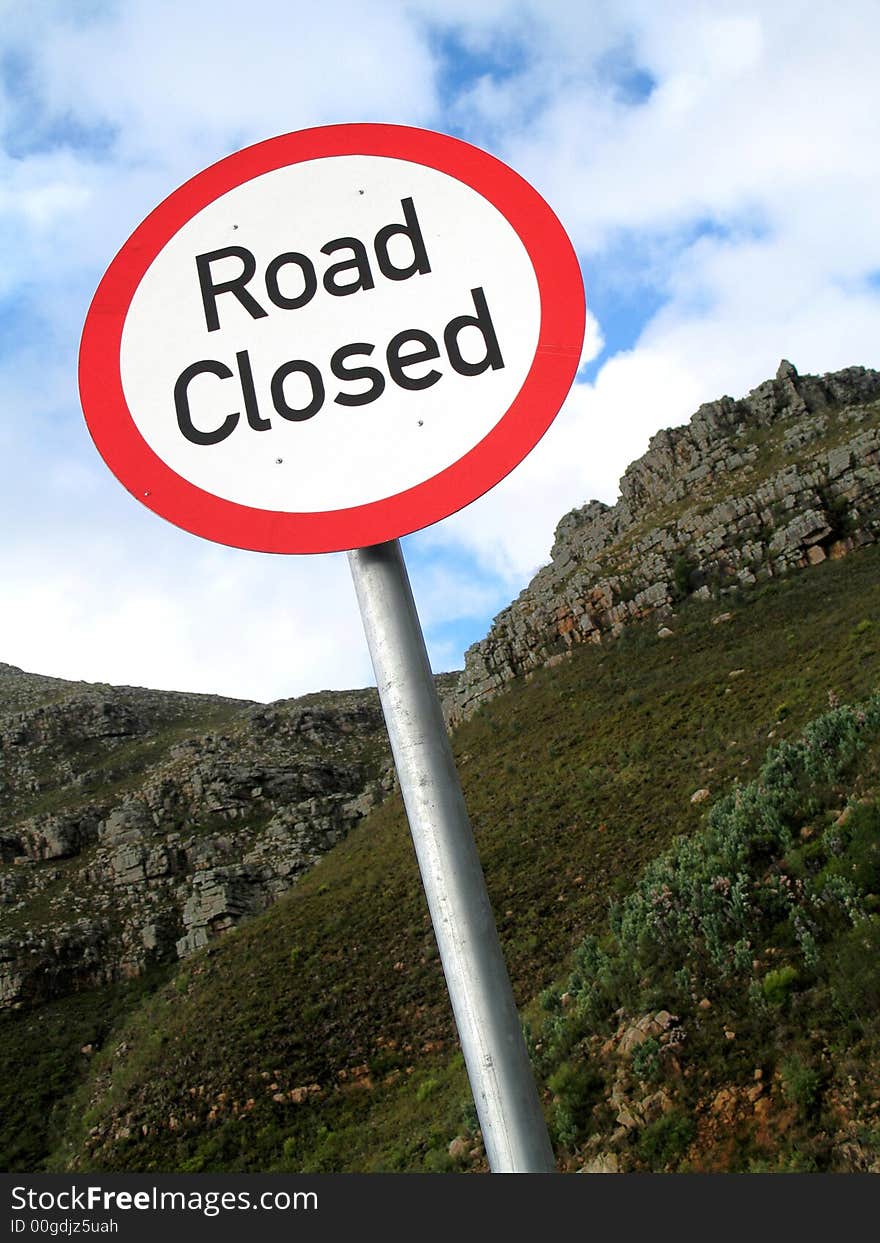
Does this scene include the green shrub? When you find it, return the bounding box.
[822,803,880,894]
[539,987,561,1013]
[826,916,880,1019]
[415,1078,440,1103]
[636,1110,695,1168]
[781,1056,822,1118]
[762,965,800,1006]
[631,1036,662,1082]
[547,1061,604,1147]
[423,1145,455,1173]
[673,556,695,600]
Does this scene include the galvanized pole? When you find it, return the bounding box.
[348,539,555,1174]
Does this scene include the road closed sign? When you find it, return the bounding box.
[80,124,585,553]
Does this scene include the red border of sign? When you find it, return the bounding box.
[79,124,585,554]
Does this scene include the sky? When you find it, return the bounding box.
[1,0,879,703]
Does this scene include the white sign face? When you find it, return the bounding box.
[80,126,585,553]
[120,156,540,513]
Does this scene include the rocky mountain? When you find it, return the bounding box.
[451,361,880,718]
[3,360,879,1013]
[2,359,879,1175]
[0,668,393,1007]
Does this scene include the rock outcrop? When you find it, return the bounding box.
[0,673,392,1007]
[450,362,880,720]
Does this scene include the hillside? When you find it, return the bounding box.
[2,360,879,1173]
[40,543,880,1174]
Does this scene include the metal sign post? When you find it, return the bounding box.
[349,539,555,1173]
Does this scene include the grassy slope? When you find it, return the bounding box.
[536,705,880,1172]
[0,969,174,1171]
[22,542,880,1172]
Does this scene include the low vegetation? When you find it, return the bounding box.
[537,694,880,1170]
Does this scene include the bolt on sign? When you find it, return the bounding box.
[80,125,585,1174]
[80,124,584,552]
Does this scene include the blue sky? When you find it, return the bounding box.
[1,0,879,701]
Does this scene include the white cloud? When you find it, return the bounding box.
[578,308,604,374]
[15,1,439,160]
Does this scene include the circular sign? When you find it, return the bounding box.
[79,124,585,553]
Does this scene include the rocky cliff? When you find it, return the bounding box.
[451,361,880,720]
[0,667,393,1007]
